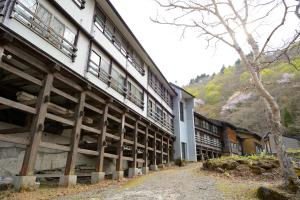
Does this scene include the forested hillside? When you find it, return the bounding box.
[185,56,300,139]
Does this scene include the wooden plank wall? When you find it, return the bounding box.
[0,44,174,179]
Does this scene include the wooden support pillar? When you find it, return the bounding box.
[20,73,54,176]
[114,112,125,179]
[153,132,157,165]
[144,126,149,167]
[160,135,164,165]
[167,138,170,165]
[63,92,86,175]
[132,121,138,168]
[95,103,109,172]
[92,103,109,184]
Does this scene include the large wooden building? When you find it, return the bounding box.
[0,0,176,189]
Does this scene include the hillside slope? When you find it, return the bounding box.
[185,58,300,139]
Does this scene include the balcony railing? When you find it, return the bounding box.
[87,61,144,109]
[127,92,144,109]
[94,13,145,76]
[149,79,173,108]
[13,1,77,59]
[72,0,86,9]
[195,134,222,149]
[148,108,174,133]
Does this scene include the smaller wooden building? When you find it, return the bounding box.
[235,128,263,155]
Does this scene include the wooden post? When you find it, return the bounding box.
[95,103,109,172]
[132,121,138,169]
[64,92,86,176]
[161,135,164,165]
[153,132,157,166]
[20,73,53,176]
[116,113,126,172]
[144,126,149,168]
[167,138,170,165]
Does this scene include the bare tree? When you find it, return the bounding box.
[153,0,300,191]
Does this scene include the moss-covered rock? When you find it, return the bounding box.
[257,186,293,200]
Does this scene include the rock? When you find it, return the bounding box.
[221,161,238,170]
[257,186,293,200]
[257,161,277,170]
[250,166,266,175]
[216,167,225,173]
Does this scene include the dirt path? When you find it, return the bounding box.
[57,163,224,200]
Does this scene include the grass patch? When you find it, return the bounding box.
[217,180,261,200]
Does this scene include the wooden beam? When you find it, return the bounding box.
[161,136,164,164]
[0,133,29,145]
[0,96,36,114]
[20,73,54,176]
[64,92,86,175]
[167,138,170,164]
[144,126,149,168]
[95,103,108,172]
[116,113,125,171]
[3,45,50,73]
[0,61,43,86]
[153,132,157,165]
[54,73,82,92]
[132,121,138,168]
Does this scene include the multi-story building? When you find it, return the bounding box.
[0,0,176,189]
[171,84,197,162]
[194,113,223,160]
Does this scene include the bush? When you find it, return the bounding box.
[175,159,187,167]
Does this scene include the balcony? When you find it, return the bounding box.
[12,0,77,60]
[87,61,144,109]
[72,0,86,9]
[195,134,222,150]
[147,108,174,133]
[149,79,172,108]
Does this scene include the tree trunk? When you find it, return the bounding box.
[252,69,300,192]
[238,49,300,191]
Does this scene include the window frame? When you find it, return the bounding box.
[180,101,184,122]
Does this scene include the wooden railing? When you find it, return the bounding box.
[147,107,174,133]
[87,60,144,109]
[72,0,86,9]
[13,1,77,59]
[195,134,222,149]
[149,79,172,108]
[94,13,145,76]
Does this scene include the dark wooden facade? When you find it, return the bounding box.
[194,113,222,160]
[0,32,174,186]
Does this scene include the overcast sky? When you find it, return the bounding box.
[110,0,299,86]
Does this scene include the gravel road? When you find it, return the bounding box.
[57,163,224,200]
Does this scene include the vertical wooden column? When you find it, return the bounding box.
[153,132,157,166]
[64,92,86,176]
[20,73,54,176]
[132,121,138,169]
[143,126,149,168]
[95,103,109,172]
[160,135,164,165]
[167,138,170,165]
[116,112,126,172]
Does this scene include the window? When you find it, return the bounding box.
[180,102,184,122]
[93,8,145,75]
[73,0,85,9]
[111,67,126,94]
[95,9,106,32]
[14,1,77,58]
[35,5,51,36]
[89,50,110,82]
[127,81,143,108]
[181,142,186,160]
[156,106,162,122]
[19,0,38,12]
